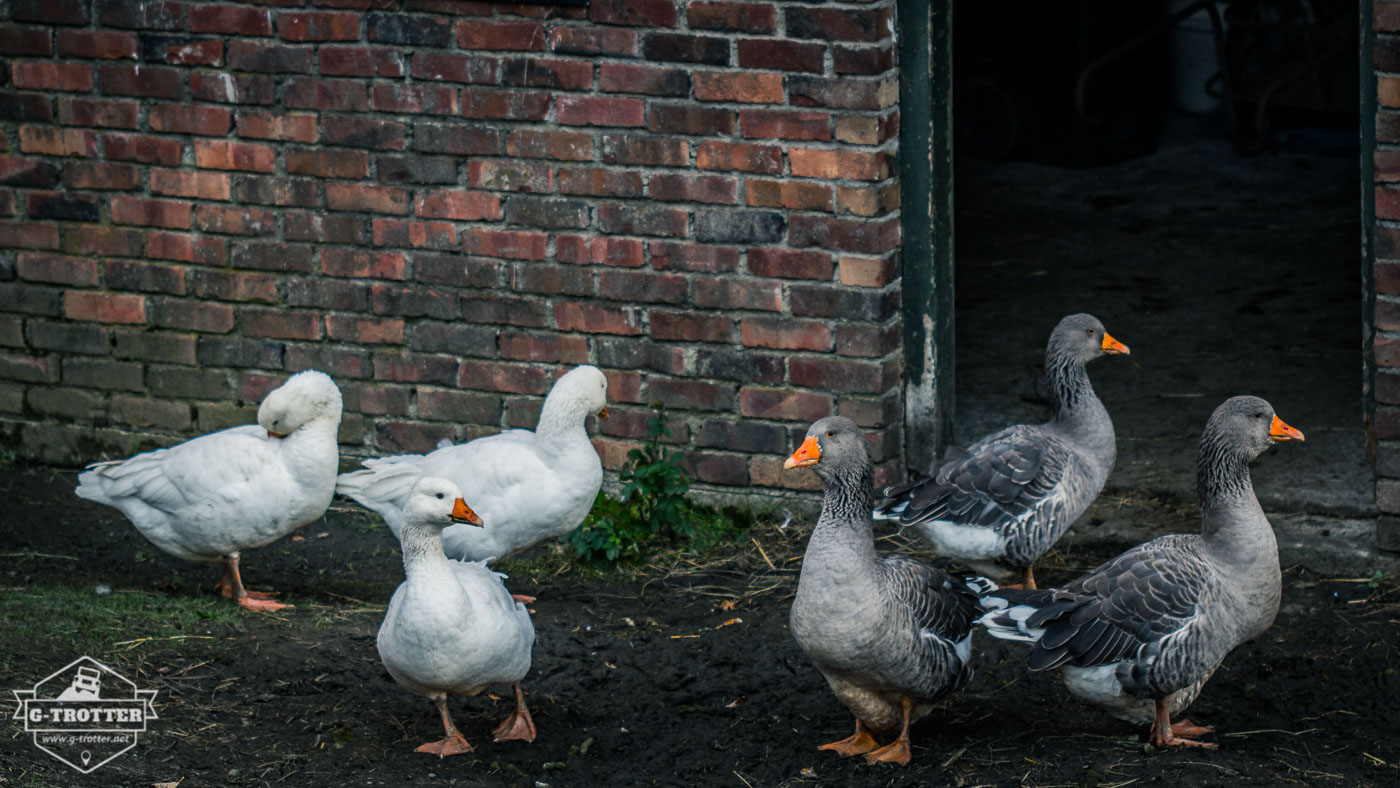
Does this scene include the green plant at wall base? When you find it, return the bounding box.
[566,405,742,562]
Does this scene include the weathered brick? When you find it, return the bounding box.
[651,377,735,411]
[837,183,900,217]
[57,98,140,130]
[684,451,749,486]
[284,344,361,378]
[838,254,897,287]
[558,96,646,128]
[17,253,98,286]
[501,57,593,91]
[791,283,896,321]
[112,329,196,365]
[28,387,107,420]
[0,26,52,56]
[408,320,497,354]
[790,356,893,394]
[555,302,643,335]
[601,134,688,166]
[20,126,96,157]
[789,75,898,111]
[0,157,59,188]
[643,33,728,65]
[506,129,594,161]
[650,173,738,204]
[740,387,832,421]
[147,364,229,399]
[549,26,637,56]
[99,64,183,99]
[413,121,500,156]
[0,222,60,250]
[695,72,783,104]
[240,307,322,340]
[231,241,315,273]
[373,352,460,385]
[103,132,183,165]
[371,83,458,115]
[369,219,455,250]
[287,147,368,179]
[368,13,453,47]
[740,109,830,141]
[0,352,56,383]
[737,38,825,72]
[326,182,411,214]
[60,358,142,390]
[456,20,544,51]
[598,204,688,238]
[233,176,318,208]
[834,44,895,75]
[323,115,407,149]
[598,270,687,303]
[111,196,191,229]
[190,71,275,104]
[320,45,402,77]
[693,277,781,311]
[189,269,278,303]
[64,162,141,191]
[278,11,360,41]
[110,395,191,430]
[140,35,223,66]
[26,191,99,222]
[649,103,735,135]
[414,256,500,289]
[650,310,735,343]
[27,319,109,354]
[696,418,786,453]
[463,228,549,260]
[150,298,235,333]
[372,155,454,186]
[557,234,645,267]
[696,141,782,174]
[285,78,366,112]
[503,196,591,229]
[688,1,775,33]
[747,179,834,212]
[557,167,645,199]
[596,336,685,374]
[417,388,501,424]
[151,168,230,200]
[468,159,552,193]
[326,314,404,345]
[63,226,142,257]
[235,111,317,142]
[787,6,893,42]
[104,259,187,295]
[65,291,147,324]
[285,275,370,312]
[836,322,900,358]
[694,209,785,244]
[599,63,689,96]
[96,0,183,30]
[189,4,272,35]
[196,204,275,236]
[500,331,589,364]
[285,213,366,245]
[790,215,900,253]
[835,112,899,145]
[13,62,93,92]
[790,148,889,181]
[460,294,552,327]
[374,419,455,453]
[590,0,678,27]
[226,40,312,73]
[651,241,740,273]
[194,140,275,172]
[741,316,831,351]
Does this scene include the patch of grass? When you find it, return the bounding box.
[564,405,749,563]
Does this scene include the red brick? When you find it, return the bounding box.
[190,71,275,104]
[149,103,232,136]
[0,156,58,187]
[456,20,544,50]
[327,314,404,344]
[838,255,897,287]
[688,1,775,33]
[790,357,892,394]
[502,57,593,91]
[740,110,831,141]
[597,204,688,237]
[326,182,411,214]
[56,29,138,59]
[740,388,832,421]
[411,52,497,84]
[57,98,140,129]
[241,307,322,340]
[598,63,690,96]
[506,129,593,160]
[98,64,184,99]
[104,260,187,296]
[790,215,901,253]
[459,360,549,395]
[500,332,590,364]
[151,168,231,200]
[323,248,405,279]
[12,62,93,91]
[790,148,888,180]
[322,115,407,149]
[649,103,735,135]
[651,241,740,273]
[555,302,643,335]
[601,134,688,166]
[194,140,276,172]
[372,219,458,250]
[558,96,646,128]
[834,43,895,75]
[649,173,739,205]
[468,160,552,192]
[589,0,678,26]
[103,133,183,166]
[598,270,688,303]
[786,6,893,43]
[747,179,834,212]
[415,190,502,221]
[62,226,141,257]
[694,72,784,104]
[278,11,360,41]
[0,26,51,56]
[236,111,317,142]
[741,316,831,350]
[284,78,366,111]
[190,269,277,302]
[148,231,227,265]
[286,147,367,179]
[234,176,317,208]
[837,183,900,217]
[286,213,366,245]
[835,112,899,145]
[64,292,147,324]
[748,248,833,280]
[189,4,273,35]
[154,39,223,66]
[17,253,98,287]
[227,41,314,74]
[556,235,645,267]
[0,221,59,250]
[650,378,735,411]
[737,38,825,72]
[111,196,191,229]
[320,45,402,77]
[549,27,637,56]
[64,161,141,190]
[19,126,96,157]
[196,205,276,235]
[463,228,548,260]
[696,141,782,174]
[789,74,898,111]
[650,310,735,343]
[558,167,644,198]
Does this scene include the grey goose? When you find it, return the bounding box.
[977,396,1304,748]
[874,313,1130,589]
[786,417,992,765]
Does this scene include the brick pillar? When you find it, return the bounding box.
[1373,0,1400,547]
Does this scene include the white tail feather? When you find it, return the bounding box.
[976,604,1046,643]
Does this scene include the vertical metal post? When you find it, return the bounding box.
[898,0,955,474]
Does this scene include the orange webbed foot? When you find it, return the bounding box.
[864,738,912,766]
[511,594,536,605]
[818,729,879,758]
[235,595,293,612]
[414,733,474,758]
[1170,719,1216,738]
[492,708,537,743]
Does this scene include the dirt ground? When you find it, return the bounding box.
[2,463,1399,788]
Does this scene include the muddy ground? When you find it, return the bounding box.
[1,464,1398,788]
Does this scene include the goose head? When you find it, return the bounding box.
[1047,313,1130,365]
[784,416,871,484]
[258,370,343,439]
[1204,395,1305,463]
[403,477,483,530]
[550,364,610,421]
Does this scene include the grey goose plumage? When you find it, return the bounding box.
[786,417,992,766]
[874,313,1129,588]
[977,396,1305,748]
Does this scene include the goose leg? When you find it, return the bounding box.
[1149,698,1218,749]
[415,696,473,757]
[818,718,879,757]
[214,554,291,612]
[997,565,1037,591]
[864,696,913,765]
[492,683,537,743]
[1170,719,1216,738]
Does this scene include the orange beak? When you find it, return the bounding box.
[1101,332,1130,355]
[784,436,822,469]
[1269,415,1305,443]
[267,431,287,439]
[450,498,483,526]
[597,407,609,420]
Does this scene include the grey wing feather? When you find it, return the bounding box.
[1023,535,1215,673]
[879,554,984,644]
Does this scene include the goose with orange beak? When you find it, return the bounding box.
[876,313,1130,590]
[378,477,537,757]
[786,417,994,766]
[979,396,1303,748]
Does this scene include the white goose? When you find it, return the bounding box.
[74,370,342,611]
[337,365,608,563]
[378,477,536,757]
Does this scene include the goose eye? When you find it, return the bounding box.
[826,431,834,437]
[1254,412,1263,419]
[435,493,444,500]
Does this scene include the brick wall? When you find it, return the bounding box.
[1376,1,1400,526]
[0,0,905,501]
